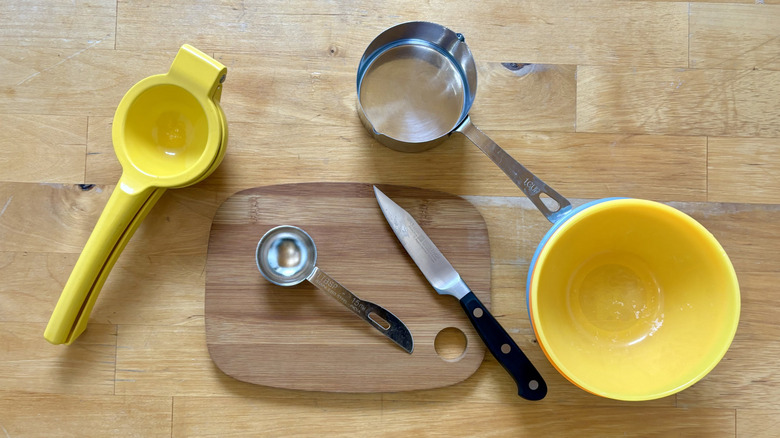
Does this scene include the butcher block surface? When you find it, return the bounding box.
[4,1,780,435]
[205,183,491,392]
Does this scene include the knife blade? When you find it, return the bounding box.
[374,186,547,400]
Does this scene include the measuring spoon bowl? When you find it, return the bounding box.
[256,226,317,286]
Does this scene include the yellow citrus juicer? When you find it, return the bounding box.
[44,44,228,345]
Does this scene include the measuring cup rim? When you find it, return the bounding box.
[356,21,477,150]
[256,225,318,287]
[357,21,471,74]
[111,72,225,189]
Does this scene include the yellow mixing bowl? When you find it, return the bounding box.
[527,198,740,401]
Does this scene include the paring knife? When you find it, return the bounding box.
[374,186,547,400]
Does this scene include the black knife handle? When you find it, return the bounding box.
[460,291,547,400]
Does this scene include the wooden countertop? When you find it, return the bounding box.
[1,1,779,436]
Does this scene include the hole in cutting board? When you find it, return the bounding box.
[435,327,467,362]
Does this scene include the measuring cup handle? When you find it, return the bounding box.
[456,117,572,223]
[44,178,160,345]
[307,267,414,353]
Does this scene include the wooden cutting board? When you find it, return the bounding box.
[204,183,491,392]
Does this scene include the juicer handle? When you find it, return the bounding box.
[459,291,547,401]
[456,117,572,223]
[168,44,228,101]
[44,177,161,345]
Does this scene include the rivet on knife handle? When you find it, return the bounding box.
[460,291,547,400]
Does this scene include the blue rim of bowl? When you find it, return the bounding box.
[524,197,741,400]
[525,197,627,329]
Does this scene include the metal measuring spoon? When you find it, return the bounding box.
[256,225,414,353]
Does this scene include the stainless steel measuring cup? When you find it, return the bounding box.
[356,21,571,223]
[256,225,414,353]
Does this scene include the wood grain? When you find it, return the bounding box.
[0,394,171,438]
[0,183,221,327]
[116,323,391,399]
[0,182,220,256]
[205,183,491,392]
[737,410,780,438]
[708,137,780,204]
[115,324,238,397]
[173,395,383,437]
[2,0,780,435]
[117,1,688,67]
[0,47,177,117]
[0,0,116,48]
[377,403,735,437]
[209,53,577,129]
[173,396,735,437]
[655,0,779,3]
[577,66,780,138]
[0,322,116,395]
[85,116,119,183]
[0,115,86,183]
[84,120,708,202]
[0,252,77,322]
[0,182,103,253]
[690,3,780,71]
[474,64,576,132]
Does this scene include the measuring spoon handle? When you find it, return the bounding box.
[306,267,414,353]
[456,116,572,223]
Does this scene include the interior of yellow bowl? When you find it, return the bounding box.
[119,83,214,182]
[529,199,740,401]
